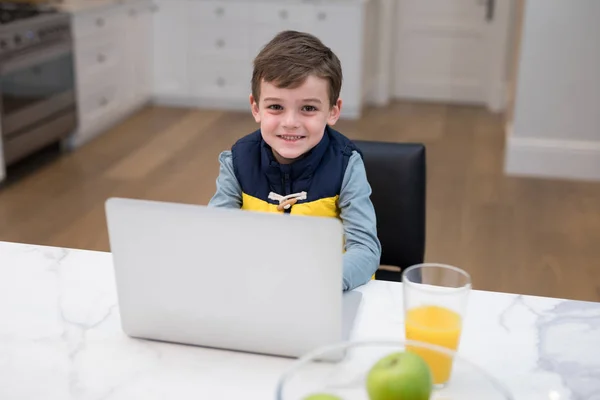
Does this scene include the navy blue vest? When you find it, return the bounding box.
[231,126,361,210]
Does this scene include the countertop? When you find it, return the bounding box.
[1,240,599,399]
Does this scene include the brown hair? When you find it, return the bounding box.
[251,30,343,108]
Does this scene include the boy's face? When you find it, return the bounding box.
[250,75,342,164]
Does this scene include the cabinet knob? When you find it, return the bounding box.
[215,39,225,48]
[150,4,158,12]
[215,7,224,16]
[99,97,109,107]
[96,18,105,27]
[279,9,288,19]
[97,53,106,63]
[317,12,327,21]
[216,77,226,87]
[129,9,137,17]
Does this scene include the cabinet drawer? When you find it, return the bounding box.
[153,0,189,97]
[252,3,309,28]
[123,0,155,18]
[189,1,250,23]
[311,4,353,26]
[250,24,282,57]
[75,38,122,83]
[73,7,125,40]
[190,57,252,100]
[190,23,251,59]
[78,81,122,130]
[310,4,361,48]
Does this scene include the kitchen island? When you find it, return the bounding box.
[1,240,599,399]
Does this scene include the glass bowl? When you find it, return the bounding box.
[276,340,514,400]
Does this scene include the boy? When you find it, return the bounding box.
[208,30,381,291]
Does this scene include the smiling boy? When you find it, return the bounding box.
[208,30,381,291]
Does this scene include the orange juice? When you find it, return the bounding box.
[405,305,462,385]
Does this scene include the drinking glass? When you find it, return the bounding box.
[403,263,472,388]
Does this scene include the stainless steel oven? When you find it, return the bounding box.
[0,7,77,166]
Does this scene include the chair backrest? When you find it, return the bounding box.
[353,141,426,281]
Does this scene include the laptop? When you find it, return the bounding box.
[104,197,363,358]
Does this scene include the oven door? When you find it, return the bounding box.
[0,41,77,164]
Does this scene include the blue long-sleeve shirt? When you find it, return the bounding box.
[208,150,381,291]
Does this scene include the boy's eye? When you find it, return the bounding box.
[302,105,318,112]
[267,104,283,111]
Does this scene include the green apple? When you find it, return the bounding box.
[302,394,342,400]
[366,351,432,400]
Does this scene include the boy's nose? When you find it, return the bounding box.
[282,111,300,130]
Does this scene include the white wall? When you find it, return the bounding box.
[505,0,600,181]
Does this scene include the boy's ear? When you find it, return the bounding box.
[327,98,342,126]
[250,94,261,123]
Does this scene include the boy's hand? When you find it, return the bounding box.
[276,198,298,211]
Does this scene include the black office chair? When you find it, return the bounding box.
[354,141,426,282]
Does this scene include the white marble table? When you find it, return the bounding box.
[1,241,599,400]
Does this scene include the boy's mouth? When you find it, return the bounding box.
[277,135,305,142]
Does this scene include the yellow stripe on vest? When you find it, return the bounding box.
[241,193,340,219]
[241,193,281,213]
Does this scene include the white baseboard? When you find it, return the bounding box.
[392,80,508,112]
[505,135,600,181]
[394,81,484,106]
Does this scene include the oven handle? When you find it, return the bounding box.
[0,41,72,75]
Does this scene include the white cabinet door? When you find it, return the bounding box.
[250,3,311,58]
[139,3,154,103]
[188,1,252,102]
[127,2,154,107]
[309,4,363,112]
[393,0,494,104]
[122,5,139,111]
[153,0,189,97]
[189,55,252,101]
[71,6,127,147]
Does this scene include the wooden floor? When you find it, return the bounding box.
[1,102,599,302]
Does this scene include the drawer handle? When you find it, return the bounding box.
[279,9,288,19]
[216,77,226,87]
[96,18,105,27]
[129,9,137,17]
[215,39,225,48]
[317,12,327,21]
[99,97,109,107]
[97,53,106,63]
[215,7,224,16]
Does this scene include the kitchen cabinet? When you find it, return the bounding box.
[152,0,378,119]
[67,0,154,149]
[66,0,378,151]
[187,1,253,108]
[123,2,155,111]
[152,0,189,101]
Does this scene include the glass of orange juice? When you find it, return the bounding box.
[402,263,471,388]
